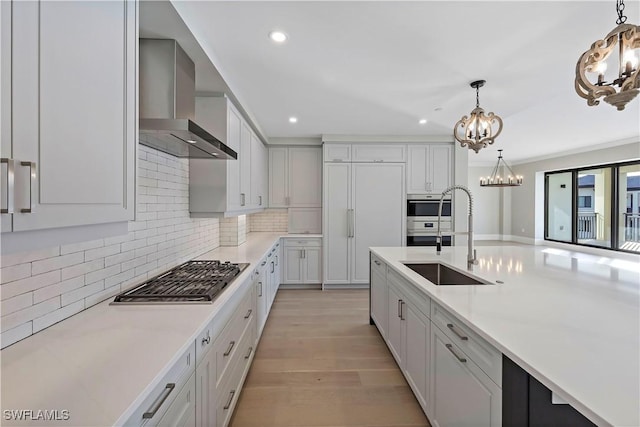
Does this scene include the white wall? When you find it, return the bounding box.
[546,172,573,241]
[0,146,221,349]
[468,166,504,239]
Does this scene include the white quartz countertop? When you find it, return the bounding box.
[370,245,640,427]
[0,232,284,427]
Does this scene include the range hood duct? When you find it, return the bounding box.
[139,39,237,160]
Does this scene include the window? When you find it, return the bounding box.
[578,196,592,208]
[545,160,640,254]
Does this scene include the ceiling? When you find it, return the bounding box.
[152,1,639,164]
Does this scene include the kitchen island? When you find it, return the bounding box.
[370,245,640,427]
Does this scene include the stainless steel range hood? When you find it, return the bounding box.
[139,39,237,159]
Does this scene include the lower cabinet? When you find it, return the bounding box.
[371,253,502,427]
[431,326,501,427]
[282,238,322,285]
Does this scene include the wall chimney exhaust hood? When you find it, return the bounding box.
[139,39,237,160]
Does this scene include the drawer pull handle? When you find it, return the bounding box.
[261,261,266,266]
[223,390,236,410]
[374,260,381,266]
[400,301,405,320]
[447,323,469,341]
[258,282,262,297]
[244,346,253,359]
[244,309,252,319]
[19,161,37,213]
[445,343,467,363]
[224,341,236,357]
[397,299,403,318]
[143,383,175,419]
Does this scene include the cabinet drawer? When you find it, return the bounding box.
[351,144,406,162]
[216,319,256,427]
[432,303,502,386]
[214,287,253,387]
[283,237,322,248]
[124,343,196,426]
[324,144,351,162]
[387,268,430,318]
[156,372,196,427]
[371,254,386,278]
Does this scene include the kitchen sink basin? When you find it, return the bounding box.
[402,263,492,285]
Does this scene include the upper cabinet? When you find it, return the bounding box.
[190,96,267,217]
[407,144,453,194]
[1,0,137,233]
[269,146,322,208]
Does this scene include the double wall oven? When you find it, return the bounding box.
[407,194,452,246]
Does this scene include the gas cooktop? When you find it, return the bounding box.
[111,260,249,304]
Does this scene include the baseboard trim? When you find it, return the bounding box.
[279,283,322,290]
[322,283,370,290]
[502,235,536,245]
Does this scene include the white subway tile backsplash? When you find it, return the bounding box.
[0,147,221,348]
[32,252,85,275]
[1,293,33,316]
[249,209,288,232]
[33,300,84,333]
[2,271,61,300]
[61,259,104,281]
[0,263,32,284]
[33,276,84,305]
[0,247,61,268]
[1,297,61,332]
[0,322,33,349]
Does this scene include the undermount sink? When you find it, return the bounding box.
[403,263,492,285]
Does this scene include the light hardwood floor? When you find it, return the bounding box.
[230,289,430,427]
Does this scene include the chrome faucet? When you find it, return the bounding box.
[436,185,478,268]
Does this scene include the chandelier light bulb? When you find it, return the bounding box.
[623,49,639,69]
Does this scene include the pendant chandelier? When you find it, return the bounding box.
[575,0,640,110]
[479,150,522,187]
[453,80,503,154]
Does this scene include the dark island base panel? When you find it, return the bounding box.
[503,355,597,427]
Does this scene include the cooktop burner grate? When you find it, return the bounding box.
[112,260,249,304]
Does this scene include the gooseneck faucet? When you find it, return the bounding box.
[436,185,478,268]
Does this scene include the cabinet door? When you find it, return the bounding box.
[323,163,350,284]
[431,326,501,427]
[283,247,303,284]
[239,122,252,208]
[250,133,265,207]
[302,247,322,283]
[226,106,242,211]
[1,1,12,232]
[351,163,405,284]
[370,267,387,338]
[195,352,215,427]
[157,373,196,427]
[10,0,136,231]
[429,145,452,194]
[404,302,430,412]
[269,147,288,207]
[386,284,403,366]
[256,276,267,336]
[407,145,429,194]
[288,147,322,207]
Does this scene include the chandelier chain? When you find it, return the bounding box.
[616,0,627,25]
[476,86,480,108]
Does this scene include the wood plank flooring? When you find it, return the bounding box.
[230,290,430,427]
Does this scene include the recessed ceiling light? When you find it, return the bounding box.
[289,117,298,123]
[269,31,288,43]
[187,139,197,144]
[419,119,427,125]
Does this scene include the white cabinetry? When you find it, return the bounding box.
[191,96,265,217]
[323,148,405,286]
[157,373,196,427]
[269,147,322,208]
[407,144,453,194]
[250,133,267,208]
[1,0,136,234]
[282,238,322,285]
[431,326,501,427]
[370,256,502,427]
